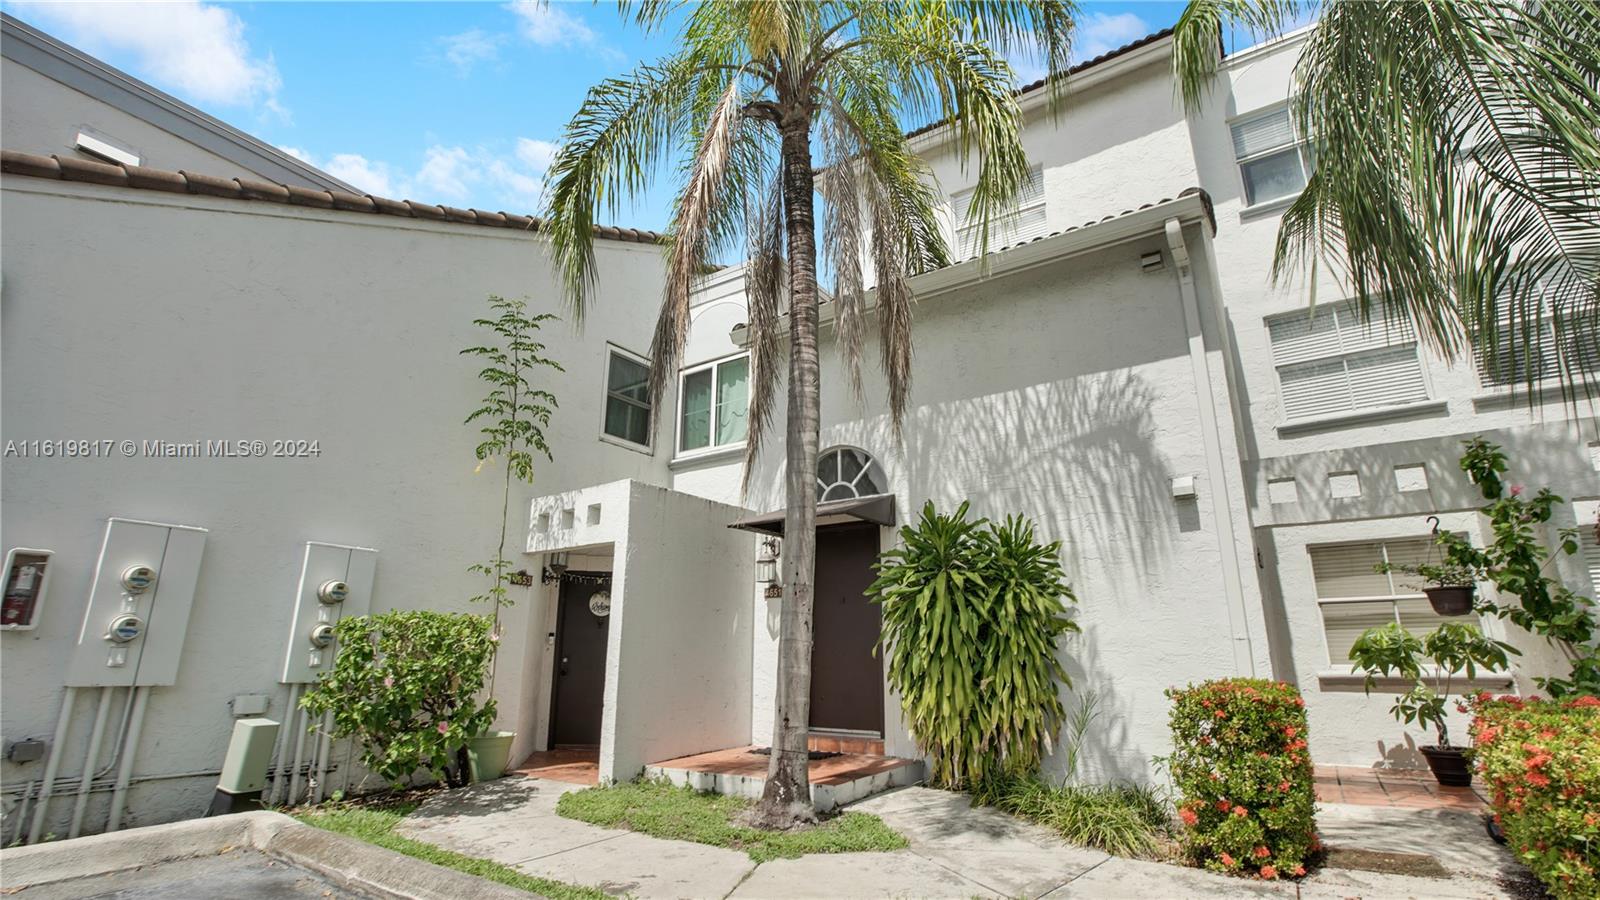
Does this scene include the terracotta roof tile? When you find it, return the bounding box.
[906,28,1174,140]
[943,186,1214,266]
[0,149,665,246]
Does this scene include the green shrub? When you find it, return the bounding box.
[1471,693,1600,900]
[302,610,498,788]
[1164,679,1317,881]
[868,501,1079,789]
[979,776,1173,858]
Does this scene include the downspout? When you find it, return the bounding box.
[1166,218,1256,676]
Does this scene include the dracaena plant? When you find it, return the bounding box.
[868,502,1079,789]
[1348,621,1516,747]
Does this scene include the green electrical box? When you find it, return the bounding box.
[218,717,280,794]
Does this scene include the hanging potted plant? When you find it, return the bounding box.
[460,295,562,781]
[1348,622,1517,786]
[1376,560,1479,616]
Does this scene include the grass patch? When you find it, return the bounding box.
[555,779,907,863]
[294,798,608,900]
[979,777,1176,859]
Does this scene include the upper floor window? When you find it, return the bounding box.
[1475,277,1600,388]
[951,165,1047,259]
[602,347,651,448]
[679,354,748,453]
[1232,107,1313,206]
[816,447,887,501]
[1267,300,1429,421]
[1309,538,1462,666]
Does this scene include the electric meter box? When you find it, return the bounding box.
[280,541,376,684]
[3,548,54,630]
[65,518,208,688]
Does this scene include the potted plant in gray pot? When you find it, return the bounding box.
[1348,621,1517,786]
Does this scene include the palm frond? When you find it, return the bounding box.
[1171,1,1313,111]
[742,173,786,496]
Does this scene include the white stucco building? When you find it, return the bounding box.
[3,14,1596,840]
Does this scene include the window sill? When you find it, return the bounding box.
[1238,193,1300,222]
[1316,668,1515,693]
[1471,380,1600,412]
[668,444,744,470]
[598,432,653,456]
[1276,399,1450,438]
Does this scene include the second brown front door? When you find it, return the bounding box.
[550,574,610,747]
[809,523,884,735]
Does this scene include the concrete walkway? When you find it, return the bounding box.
[396,779,1532,899]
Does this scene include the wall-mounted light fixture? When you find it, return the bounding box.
[756,539,780,584]
[541,551,570,584]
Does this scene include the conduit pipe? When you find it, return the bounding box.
[269,684,301,805]
[287,705,310,806]
[27,686,77,844]
[106,686,150,831]
[312,711,334,803]
[10,780,35,846]
[68,687,115,838]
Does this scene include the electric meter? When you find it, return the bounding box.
[120,565,156,594]
[106,613,145,643]
[308,623,336,649]
[316,580,349,605]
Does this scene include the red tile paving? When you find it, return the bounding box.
[509,747,599,786]
[652,745,914,786]
[1314,765,1487,810]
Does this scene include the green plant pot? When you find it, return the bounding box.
[467,731,516,782]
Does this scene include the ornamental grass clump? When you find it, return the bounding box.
[1165,679,1318,881]
[868,502,1079,789]
[1470,693,1600,900]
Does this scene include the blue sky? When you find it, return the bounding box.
[5,1,1195,231]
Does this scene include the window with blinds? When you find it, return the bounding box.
[1309,538,1456,666]
[1231,107,1314,206]
[951,165,1047,259]
[1267,301,1430,421]
[1581,519,1600,598]
[1475,277,1600,388]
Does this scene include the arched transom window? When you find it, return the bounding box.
[816,447,887,502]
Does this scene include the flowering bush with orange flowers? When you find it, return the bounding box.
[1471,693,1600,900]
[1164,679,1318,880]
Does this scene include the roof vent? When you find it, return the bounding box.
[73,132,140,167]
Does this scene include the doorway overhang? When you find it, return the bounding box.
[728,494,896,536]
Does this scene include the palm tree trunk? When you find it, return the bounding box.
[756,115,821,826]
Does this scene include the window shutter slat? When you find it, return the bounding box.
[1336,302,1417,353]
[1321,600,1396,665]
[1278,358,1352,419]
[1347,348,1430,409]
[1232,108,1295,158]
[1310,543,1392,598]
[1268,306,1342,366]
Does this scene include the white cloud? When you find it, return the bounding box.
[1073,12,1151,63]
[415,145,474,200]
[282,138,557,209]
[323,154,401,197]
[506,0,597,47]
[439,28,504,75]
[515,138,560,171]
[10,1,283,111]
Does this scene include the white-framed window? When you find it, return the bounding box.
[678,353,749,453]
[602,346,652,448]
[1475,277,1600,388]
[1309,538,1459,666]
[951,165,1047,258]
[1231,106,1313,206]
[1267,300,1430,421]
[816,446,887,501]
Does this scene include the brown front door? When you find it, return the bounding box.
[809,523,884,734]
[550,574,610,748]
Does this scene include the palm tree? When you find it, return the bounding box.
[1174,0,1600,401]
[544,1,1074,825]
